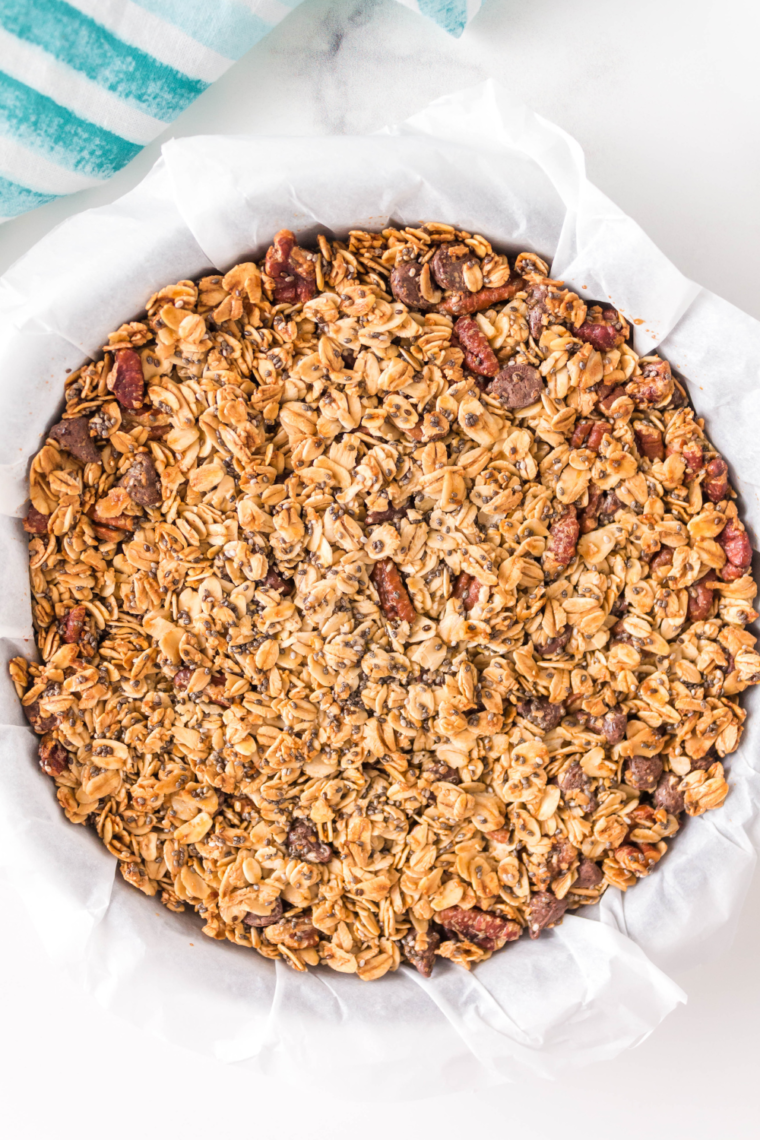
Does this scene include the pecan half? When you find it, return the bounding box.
[109,348,145,410]
[489,362,543,408]
[718,518,752,581]
[119,452,162,508]
[370,558,416,623]
[438,280,523,316]
[287,819,332,864]
[38,735,68,777]
[527,891,568,938]
[452,571,481,612]
[401,928,441,977]
[265,229,317,304]
[703,457,729,502]
[49,417,101,465]
[438,906,521,951]
[453,316,499,377]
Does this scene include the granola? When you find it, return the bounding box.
[11,222,759,981]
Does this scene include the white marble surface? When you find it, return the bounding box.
[2,1,760,1136]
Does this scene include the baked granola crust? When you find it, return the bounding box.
[11,222,759,980]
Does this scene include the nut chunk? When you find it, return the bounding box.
[264,914,320,949]
[390,260,435,311]
[119,452,162,508]
[633,422,664,460]
[624,754,663,792]
[371,558,416,623]
[703,457,729,502]
[438,906,521,951]
[401,928,441,977]
[653,773,685,815]
[718,518,752,581]
[431,243,481,291]
[576,304,629,351]
[453,316,498,377]
[527,892,568,938]
[49,416,101,465]
[61,604,87,644]
[38,735,68,777]
[109,348,145,410]
[627,358,674,408]
[543,505,579,576]
[687,571,718,621]
[265,228,317,304]
[574,858,603,890]
[287,819,332,864]
[452,571,480,612]
[244,900,283,928]
[489,363,543,409]
[518,697,565,733]
[23,506,50,535]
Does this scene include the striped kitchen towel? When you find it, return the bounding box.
[0,0,483,224]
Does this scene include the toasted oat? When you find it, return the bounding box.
[12,224,759,980]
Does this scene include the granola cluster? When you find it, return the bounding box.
[12,223,759,980]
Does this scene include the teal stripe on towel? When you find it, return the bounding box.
[0,171,57,216]
[0,71,141,178]
[132,0,274,61]
[0,0,208,122]
[417,0,469,37]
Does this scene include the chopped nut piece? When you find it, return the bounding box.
[109,348,145,409]
[119,452,162,508]
[438,906,521,951]
[401,928,441,977]
[49,417,101,465]
[490,362,543,408]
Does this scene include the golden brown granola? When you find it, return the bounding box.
[11,222,760,980]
